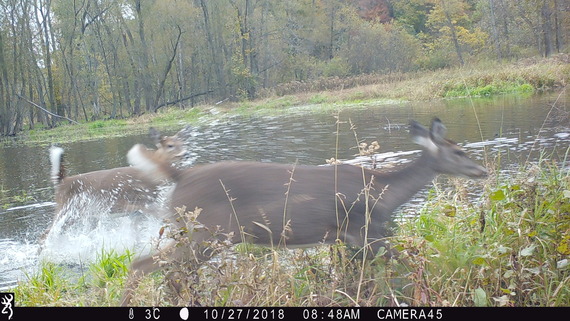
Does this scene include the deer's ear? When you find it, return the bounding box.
[149,127,161,145]
[410,120,438,153]
[429,117,447,143]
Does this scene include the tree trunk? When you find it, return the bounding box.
[553,0,562,53]
[119,16,141,115]
[441,0,464,66]
[498,0,511,57]
[38,0,58,126]
[0,32,10,135]
[488,0,502,59]
[153,26,183,112]
[135,0,153,112]
[329,3,336,60]
[200,0,226,98]
[541,1,554,57]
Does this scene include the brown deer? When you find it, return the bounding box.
[47,128,185,229]
[121,118,488,305]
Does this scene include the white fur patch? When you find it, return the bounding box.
[127,144,158,174]
[49,146,64,184]
[412,135,439,153]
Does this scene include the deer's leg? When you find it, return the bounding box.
[161,230,224,305]
[120,241,178,306]
[121,255,158,306]
[121,229,219,306]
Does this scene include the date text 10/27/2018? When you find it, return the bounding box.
[200,308,444,320]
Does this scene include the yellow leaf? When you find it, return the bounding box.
[557,240,570,255]
[527,230,537,237]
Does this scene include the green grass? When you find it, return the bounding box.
[443,82,535,98]
[151,107,204,124]
[88,249,132,288]
[14,249,133,306]
[0,187,35,209]
[11,107,208,146]
[308,93,329,104]
[396,162,570,306]
[12,159,570,306]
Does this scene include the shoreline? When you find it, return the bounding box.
[3,55,569,146]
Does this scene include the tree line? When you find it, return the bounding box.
[0,0,568,136]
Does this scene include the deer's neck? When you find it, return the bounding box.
[373,153,438,216]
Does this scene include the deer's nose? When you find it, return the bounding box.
[471,165,488,178]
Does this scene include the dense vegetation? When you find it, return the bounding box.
[1,0,569,136]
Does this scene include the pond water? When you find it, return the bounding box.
[0,91,569,289]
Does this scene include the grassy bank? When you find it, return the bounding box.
[13,159,570,306]
[10,107,204,146]
[5,56,569,146]
[254,55,569,106]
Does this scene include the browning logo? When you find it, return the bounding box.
[0,293,13,320]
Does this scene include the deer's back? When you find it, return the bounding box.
[169,162,389,247]
[55,166,164,212]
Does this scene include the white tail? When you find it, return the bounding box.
[47,128,185,229]
[121,118,488,305]
[50,146,65,185]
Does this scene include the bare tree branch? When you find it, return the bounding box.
[153,24,183,111]
[153,90,214,111]
[17,94,79,125]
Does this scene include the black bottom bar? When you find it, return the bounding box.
[7,307,570,321]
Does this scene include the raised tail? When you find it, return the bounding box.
[49,146,65,185]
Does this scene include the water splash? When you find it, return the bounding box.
[39,194,164,264]
[0,196,165,290]
[0,239,38,290]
